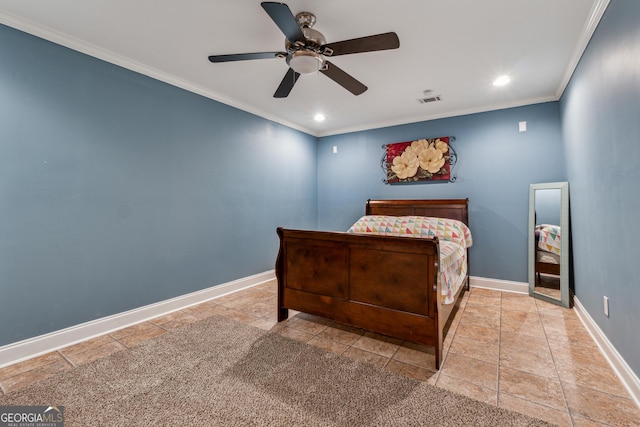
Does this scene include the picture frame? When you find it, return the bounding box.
[382,136,456,184]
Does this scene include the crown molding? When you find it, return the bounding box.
[2,1,609,139]
[0,10,318,137]
[555,0,611,98]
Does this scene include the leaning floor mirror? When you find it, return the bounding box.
[528,182,570,307]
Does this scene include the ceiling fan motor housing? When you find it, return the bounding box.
[285,12,326,51]
[285,12,327,74]
[295,11,316,29]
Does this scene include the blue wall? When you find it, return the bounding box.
[0,24,318,346]
[534,189,561,226]
[3,0,638,381]
[317,103,566,282]
[560,0,640,375]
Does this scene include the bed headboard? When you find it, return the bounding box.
[366,199,469,226]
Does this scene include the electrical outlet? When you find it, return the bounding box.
[604,296,609,317]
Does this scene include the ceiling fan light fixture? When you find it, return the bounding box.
[288,51,324,75]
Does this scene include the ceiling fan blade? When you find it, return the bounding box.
[274,68,301,98]
[261,2,306,44]
[320,61,367,96]
[208,52,285,63]
[322,32,400,56]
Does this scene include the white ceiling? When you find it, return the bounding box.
[0,0,609,136]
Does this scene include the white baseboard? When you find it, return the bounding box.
[470,277,639,408]
[469,276,529,294]
[4,271,637,413]
[573,297,640,410]
[0,270,275,369]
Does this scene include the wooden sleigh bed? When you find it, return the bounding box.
[275,199,471,369]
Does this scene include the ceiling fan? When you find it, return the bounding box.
[208,2,400,98]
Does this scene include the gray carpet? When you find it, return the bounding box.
[0,316,554,426]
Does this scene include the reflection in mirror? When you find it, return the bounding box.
[534,189,561,299]
[528,182,570,308]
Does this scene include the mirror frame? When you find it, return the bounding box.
[528,181,570,307]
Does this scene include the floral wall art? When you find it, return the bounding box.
[383,136,455,183]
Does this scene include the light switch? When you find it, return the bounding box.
[519,121,527,132]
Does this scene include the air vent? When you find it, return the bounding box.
[417,95,442,104]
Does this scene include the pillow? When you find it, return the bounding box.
[347,215,472,248]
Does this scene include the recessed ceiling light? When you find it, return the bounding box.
[314,113,326,122]
[493,75,511,86]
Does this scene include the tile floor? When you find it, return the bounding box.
[1,281,639,426]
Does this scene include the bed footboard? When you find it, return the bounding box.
[276,227,447,367]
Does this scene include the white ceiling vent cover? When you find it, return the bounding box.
[417,95,442,104]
